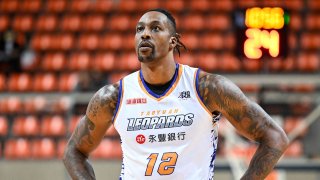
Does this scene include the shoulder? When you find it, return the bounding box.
[197,70,246,112]
[86,82,121,122]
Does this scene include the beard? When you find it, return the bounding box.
[137,47,156,62]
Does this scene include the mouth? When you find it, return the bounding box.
[138,41,154,51]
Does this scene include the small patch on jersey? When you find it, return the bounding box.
[136,134,146,144]
[126,98,147,105]
[178,91,191,100]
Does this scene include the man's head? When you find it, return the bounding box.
[135,8,185,63]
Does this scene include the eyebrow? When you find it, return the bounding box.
[136,20,162,27]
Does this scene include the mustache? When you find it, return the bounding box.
[138,41,154,48]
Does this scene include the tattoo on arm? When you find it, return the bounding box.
[63,83,120,180]
[241,144,283,179]
[198,72,288,179]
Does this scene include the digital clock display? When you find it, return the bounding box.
[234,7,288,59]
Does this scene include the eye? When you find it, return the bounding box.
[152,26,161,32]
[136,26,144,33]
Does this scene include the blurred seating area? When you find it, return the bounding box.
[0,0,319,160]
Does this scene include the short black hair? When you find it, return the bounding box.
[147,8,177,35]
[146,8,186,56]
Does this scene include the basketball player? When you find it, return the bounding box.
[63,9,289,180]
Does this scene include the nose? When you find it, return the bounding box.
[141,29,151,39]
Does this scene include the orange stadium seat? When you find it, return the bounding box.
[242,58,263,73]
[284,0,303,11]
[36,15,57,32]
[31,34,53,51]
[99,33,123,50]
[82,14,105,32]
[0,15,9,32]
[175,54,195,67]
[210,0,233,12]
[108,72,130,84]
[92,139,122,159]
[42,52,67,71]
[195,53,219,71]
[205,14,230,31]
[163,0,185,13]
[46,0,67,13]
[282,55,296,72]
[123,34,135,50]
[219,53,241,72]
[181,33,199,50]
[32,138,56,159]
[69,0,90,13]
[59,73,79,92]
[284,140,303,157]
[78,34,99,50]
[301,33,320,50]
[200,33,223,50]
[117,0,137,12]
[24,96,47,113]
[41,116,66,137]
[137,0,161,12]
[57,139,67,159]
[94,53,116,72]
[308,0,320,10]
[189,0,210,12]
[52,96,72,113]
[110,15,130,31]
[0,0,18,13]
[0,116,8,136]
[129,15,140,30]
[266,58,283,72]
[182,14,204,32]
[61,14,81,32]
[0,96,22,114]
[237,0,258,8]
[20,0,41,13]
[8,73,32,91]
[239,84,260,93]
[288,32,297,51]
[0,74,6,91]
[33,73,57,92]
[69,52,91,70]
[297,53,320,72]
[5,138,32,159]
[56,34,74,51]
[12,116,40,136]
[284,117,307,137]
[13,15,33,32]
[118,52,140,71]
[91,0,113,13]
[289,13,302,31]
[262,0,282,6]
[69,115,82,134]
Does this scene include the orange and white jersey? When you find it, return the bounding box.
[113,64,220,180]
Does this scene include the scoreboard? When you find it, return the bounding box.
[234,7,289,59]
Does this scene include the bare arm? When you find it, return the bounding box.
[63,83,119,180]
[198,71,289,180]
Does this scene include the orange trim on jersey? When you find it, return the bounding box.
[112,80,124,124]
[193,69,212,116]
[138,64,183,101]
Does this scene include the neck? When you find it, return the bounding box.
[140,53,176,85]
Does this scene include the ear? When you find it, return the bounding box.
[169,36,177,51]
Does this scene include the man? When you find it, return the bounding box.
[63,9,289,180]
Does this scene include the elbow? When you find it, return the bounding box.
[269,128,290,151]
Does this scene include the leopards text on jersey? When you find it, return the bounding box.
[113,64,220,180]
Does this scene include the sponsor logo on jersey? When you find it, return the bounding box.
[126,98,147,105]
[178,91,190,99]
[136,134,146,144]
[127,113,194,131]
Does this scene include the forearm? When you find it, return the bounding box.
[241,133,288,180]
[63,140,96,180]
